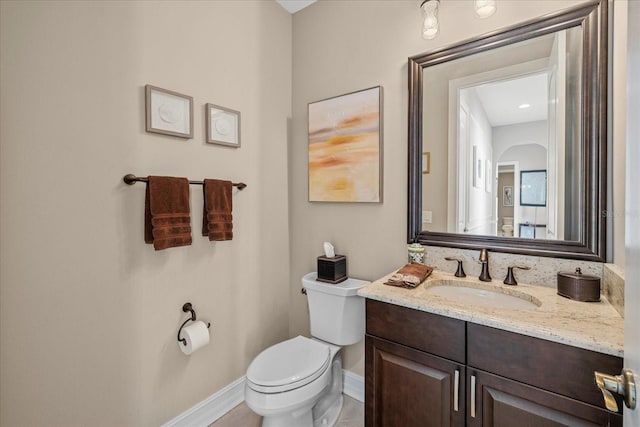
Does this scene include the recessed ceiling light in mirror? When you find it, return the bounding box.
[519,103,531,109]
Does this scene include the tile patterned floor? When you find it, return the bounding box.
[210,395,364,427]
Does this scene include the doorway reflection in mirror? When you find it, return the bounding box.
[422,26,582,241]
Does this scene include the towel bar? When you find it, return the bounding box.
[123,174,246,190]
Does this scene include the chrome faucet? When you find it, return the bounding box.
[478,249,491,282]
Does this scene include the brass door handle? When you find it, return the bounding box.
[594,369,637,412]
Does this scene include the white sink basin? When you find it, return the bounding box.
[425,281,541,310]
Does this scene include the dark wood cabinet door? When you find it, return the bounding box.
[365,335,465,427]
[467,370,622,427]
[467,323,622,409]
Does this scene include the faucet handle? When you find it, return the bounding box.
[503,265,531,286]
[445,257,466,278]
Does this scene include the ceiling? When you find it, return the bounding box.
[275,0,317,14]
[473,72,549,127]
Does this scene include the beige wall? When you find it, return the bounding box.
[0,0,628,425]
[289,0,626,376]
[0,1,291,426]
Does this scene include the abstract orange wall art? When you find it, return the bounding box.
[308,86,382,202]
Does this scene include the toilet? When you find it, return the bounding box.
[502,216,514,236]
[244,272,368,427]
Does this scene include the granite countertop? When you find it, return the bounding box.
[358,270,624,357]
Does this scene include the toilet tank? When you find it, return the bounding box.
[302,272,369,346]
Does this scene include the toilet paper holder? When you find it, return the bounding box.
[177,302,211,346]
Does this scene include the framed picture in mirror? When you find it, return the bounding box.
[503,186,513,207]
[520,223,536,239]
[472,146,483,188]
[520,170,547,207]
[485,160,492,193]
[422,152,430,174]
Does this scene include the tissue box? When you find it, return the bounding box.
[317,255,347,284]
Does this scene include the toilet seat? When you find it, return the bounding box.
[247,336,331,394]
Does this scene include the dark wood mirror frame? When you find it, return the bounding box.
[408,0,608,261]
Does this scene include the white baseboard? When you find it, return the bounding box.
[161,376,246,427]
[342,370,365,402]
[162,370,365,427]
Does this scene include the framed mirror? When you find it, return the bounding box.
[408,0,607,261]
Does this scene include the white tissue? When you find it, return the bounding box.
[323,242,335,258]
[179,320,210,355]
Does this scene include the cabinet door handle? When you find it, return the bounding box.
[471,374,477,418]
[454,369,460,412]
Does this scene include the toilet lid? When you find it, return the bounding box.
[247,336,330,392]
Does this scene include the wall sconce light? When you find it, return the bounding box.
[421,0,440,40]
[474,0,497,18]
[421,0,497,40]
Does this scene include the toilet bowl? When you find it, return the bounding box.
[502,217,514,236]
[244,273,368,427]
[245,336,342,427]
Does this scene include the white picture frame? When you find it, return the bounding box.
[145,85,193,139]
[485,160,492,193]
[206,103,241,148]
[503,185,514,207]
[520,169,547,206]
[472,146,483,188]
[472,146,477,188]
[422,152,430,174]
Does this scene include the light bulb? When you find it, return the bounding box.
[475,0,496,18]
[421,0,440,40]
[423,15,439,39]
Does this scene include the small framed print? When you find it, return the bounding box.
[485,160,492,193]
[145,85,193,138]
[472,146,483,188]
[520,169,547,206]
[422,152,430,174]
[520,223,535,239]
[503,185,513,207]
[206,103,241,148]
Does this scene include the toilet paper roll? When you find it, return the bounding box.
[179,320,210,355]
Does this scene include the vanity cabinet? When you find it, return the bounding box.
[367,336,465,426]
[468,370,618,426]
[365,299,466,426]
[365,299,623,427]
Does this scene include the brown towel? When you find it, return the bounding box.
[144,176,192,250]
[384,262,433,289]
[202,179,233,241]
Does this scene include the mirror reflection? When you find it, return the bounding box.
[422,26,582,241]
